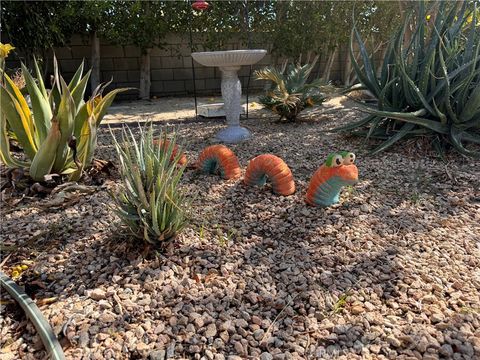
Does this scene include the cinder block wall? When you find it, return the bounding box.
[6,33,360,100]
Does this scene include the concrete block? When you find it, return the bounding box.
[161,57,183,69]
[151,69,173,81]
[184,79,206,91]
[100,58,115,71]
[151,81,164,93]
[62,72,76,84]
[183,56,195,68]
[205,78,221,90]
[58,59,84,73]
[102,70,128,83]
[114,58,138,70]
[54,47,73,59]
[174,68,193,80]
[150,56,162,69]
[73,45,91,59]
[163,80,186,93]
[238,67,253,77]
[196,67,215,79]
[127,70,140,82]
[124,45,141,57]
[102,45,125,58]
[151,47,171,56]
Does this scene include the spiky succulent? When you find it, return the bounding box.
[0,56,129,181]
[255,62,329,122]
[110,124,190,247]
[336,1,480,158]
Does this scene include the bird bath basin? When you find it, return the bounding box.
[192,50,267,143]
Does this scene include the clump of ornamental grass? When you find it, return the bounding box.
[110,124,190,248]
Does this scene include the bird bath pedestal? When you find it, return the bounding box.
[191,50,267,143]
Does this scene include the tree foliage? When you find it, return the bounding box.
[0,1,76,60]
[101,0,170,53]
[2,0,402,59]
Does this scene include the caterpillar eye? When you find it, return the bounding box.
[332,154,343,167]
[343,152,356,165]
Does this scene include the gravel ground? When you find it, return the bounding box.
[1,96,479,360]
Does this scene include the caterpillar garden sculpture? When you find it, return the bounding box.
[244,154,295,196]
[196,145,241,180]
[153,139,188,166]
[305,151,358,207]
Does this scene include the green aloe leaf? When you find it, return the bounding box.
[68,60,84,91]
[0,87,37,159]
[370,122,416,155]
[0,113,29,168]
[363,108,448,134]
[71,70,91,113]
[21,63,52,143]
[450,126,480,158]
[52,78,75,173]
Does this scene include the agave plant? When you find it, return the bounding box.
[336,1,480,158]
[255,62,329,122]
[0,57,128,181]
[110,124,190,247]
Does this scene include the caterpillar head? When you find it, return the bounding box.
[324,151,358,183]
[325,153,344,168]
[338,151,356,165]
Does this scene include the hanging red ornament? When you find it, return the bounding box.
[192,0,209,11]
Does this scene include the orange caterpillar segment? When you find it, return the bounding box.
[305,164,358,207]
[196,145,241,180]
[153,139,187,166]
[244,154,295,196]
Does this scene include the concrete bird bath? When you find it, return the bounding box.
[191,49,267,143]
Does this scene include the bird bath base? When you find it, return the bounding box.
[191,50,267,144]
[215,125,251,143]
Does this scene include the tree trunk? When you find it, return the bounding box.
[139,49,151,100]
[90,31,101,94]
[322,46,338,82]
[342,44,352,86]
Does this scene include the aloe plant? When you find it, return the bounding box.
[110,124,190,247]
[0,57,129,181]
[255,62,329,122]
[336,1,480,158]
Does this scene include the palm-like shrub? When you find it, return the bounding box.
[0,57,128,181]
[110,124,190,247]
[337,1,480,157]
[255,63,329,122]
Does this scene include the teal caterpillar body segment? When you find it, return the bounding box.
[308,175,357,207]
[306,151,358,207]
[195,145,241,180]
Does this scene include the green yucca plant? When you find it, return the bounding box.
[336,1,480,158]
[110,124,190,247]
[255,62,329,122]
[0,57,129,181]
